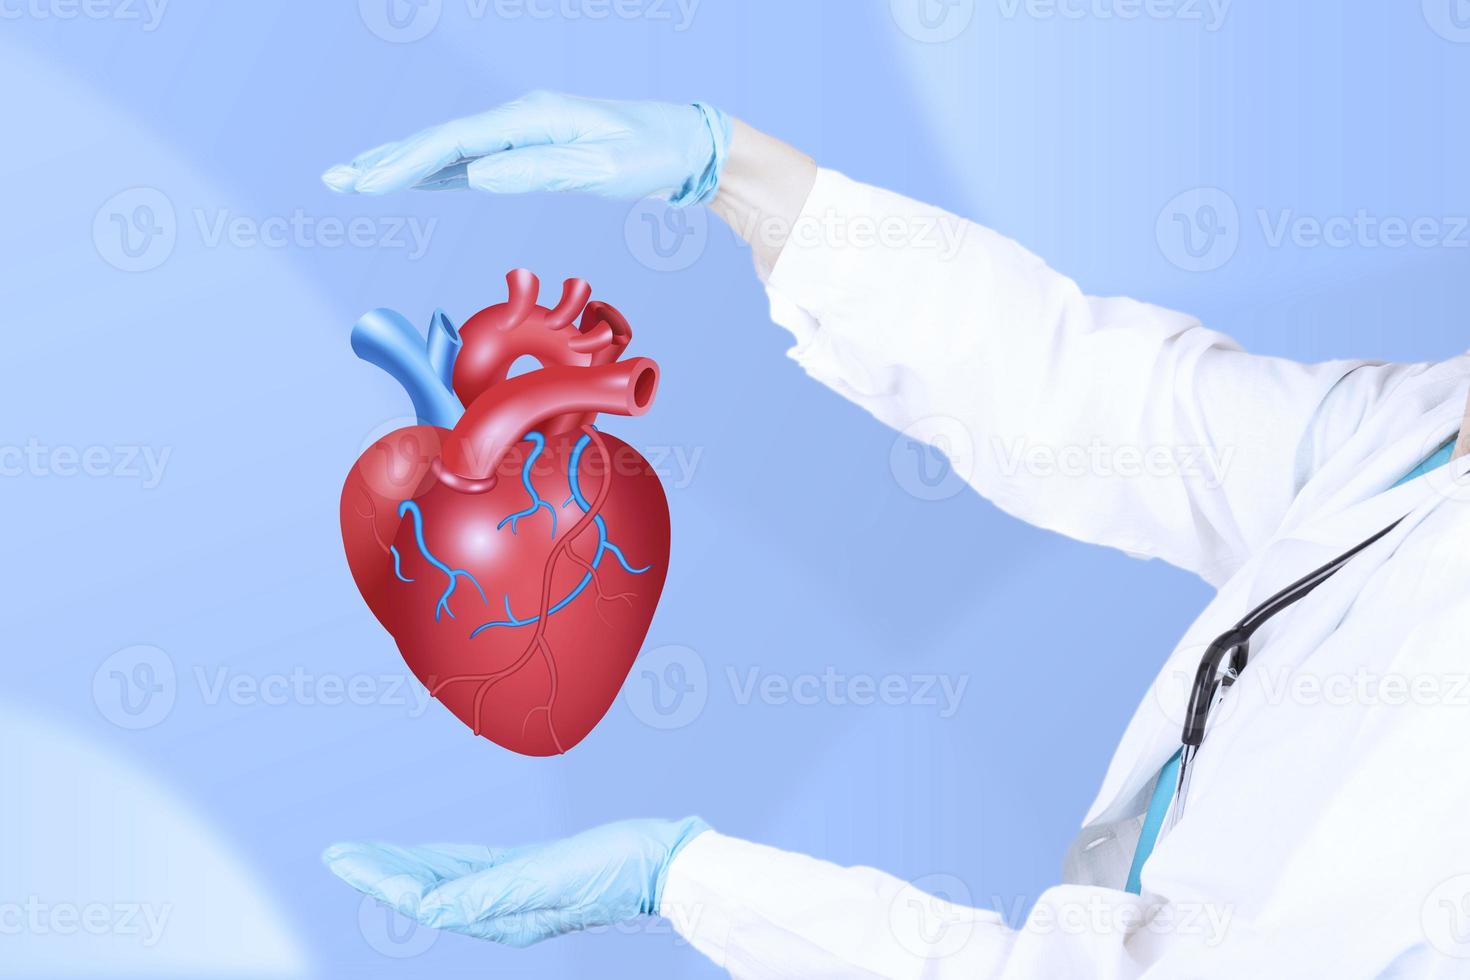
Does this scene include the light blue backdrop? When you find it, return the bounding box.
[5,1,1470,976]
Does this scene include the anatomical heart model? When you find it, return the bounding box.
[339,270,671,756]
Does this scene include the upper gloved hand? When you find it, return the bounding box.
[322,817,709,947]
[321,91,732,206]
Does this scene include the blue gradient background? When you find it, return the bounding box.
[5,1,1470,976]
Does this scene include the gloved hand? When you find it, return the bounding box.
[322,91,732,206]
[322,817,709,947]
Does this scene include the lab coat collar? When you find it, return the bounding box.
[1080,376,1470,829]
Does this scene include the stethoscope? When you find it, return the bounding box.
[1166,514,1406,828]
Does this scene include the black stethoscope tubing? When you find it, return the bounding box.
[1172,515,1406,818]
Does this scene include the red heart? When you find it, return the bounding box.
[340,271,670,756]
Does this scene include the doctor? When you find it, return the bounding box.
[320,94,1470,977]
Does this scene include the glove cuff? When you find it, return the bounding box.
[652,816,712,914]
[669,103,732,208]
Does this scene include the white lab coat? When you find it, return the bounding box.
[660,169,1470,978]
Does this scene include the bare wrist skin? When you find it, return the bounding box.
[709,118,818,281]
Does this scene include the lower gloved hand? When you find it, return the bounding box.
[323,817,709,947]
[322,91,732,206]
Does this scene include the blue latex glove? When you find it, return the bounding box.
[321,91,732,206]
[323,817,710,947]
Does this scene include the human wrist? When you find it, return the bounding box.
[709,118,818,279]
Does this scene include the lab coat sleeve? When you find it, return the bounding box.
[763,169,1381,585]
[661,830,1163,979]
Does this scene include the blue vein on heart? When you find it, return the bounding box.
[396,499,487,621]
[496,430,557,537]
[469,430,650,636]
[390,545,414,583]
